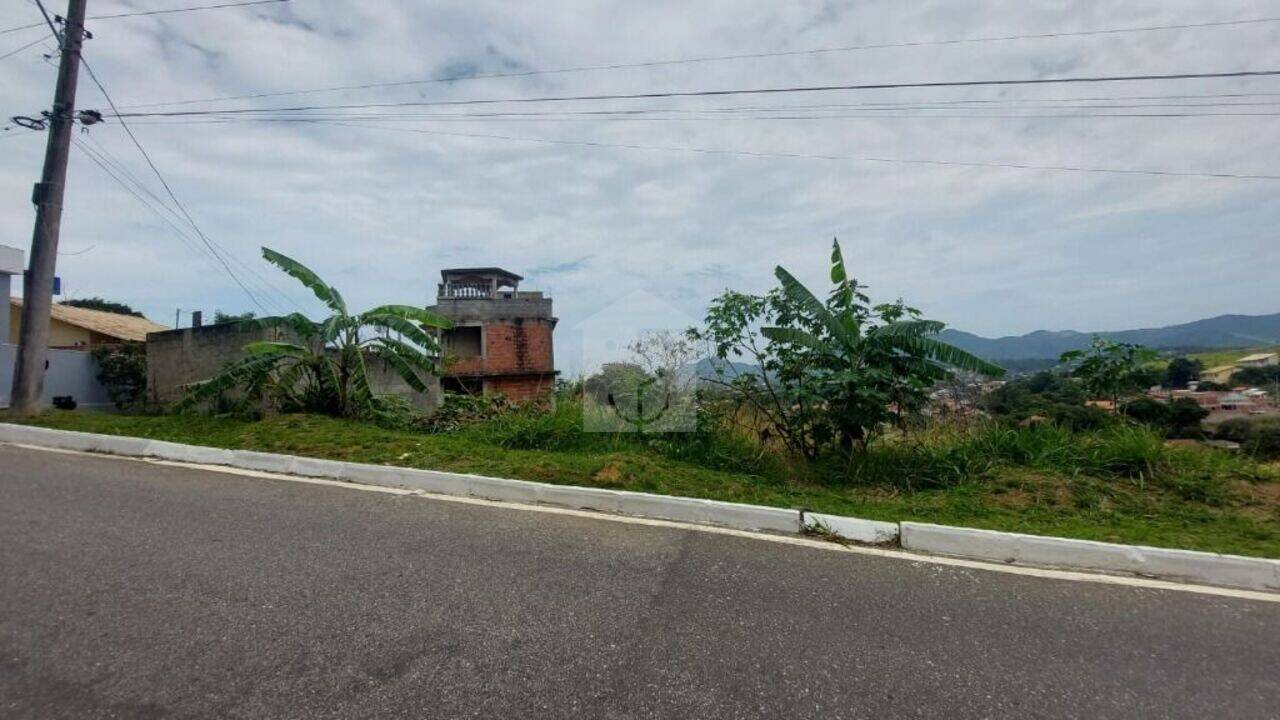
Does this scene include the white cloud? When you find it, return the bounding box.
[0,0,1277,368]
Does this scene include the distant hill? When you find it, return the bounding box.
[939,312,1280,361]
[691,357,764,382]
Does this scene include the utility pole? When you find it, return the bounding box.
[9,0,88,416]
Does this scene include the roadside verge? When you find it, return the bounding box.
[2,422,1277,593]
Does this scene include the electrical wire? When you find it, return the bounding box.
[291,120,1280,181]
[112,107,1280,121]
[109,69,1280,119]
[74,138,235,280]
[77,55,279,314]
[114,15,1280,110]
[0,33,48,60]
[1,0,288,36]
[75,135,300,315]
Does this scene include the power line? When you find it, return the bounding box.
[83,129,302,314]
[76,134,303,315]
[116,110,1280,126]
[1,0,288,36]
[0,33,48,60]
[114,15,1280,110]
[106,91,1280,123]
[78,54,275,313]
[109,69,1280,119]
[302,120,1280,181]
[74,139,229,273]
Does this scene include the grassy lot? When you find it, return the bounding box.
[12,409,1280,558]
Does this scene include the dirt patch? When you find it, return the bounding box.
[592,462,628,488]
[1232,479,1280,518]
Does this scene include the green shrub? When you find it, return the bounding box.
[416,393,510,433]
[1214,418,1254,443]
[1122,397,1168,426]
[91,344,147,410]
[1214,418,1280,460]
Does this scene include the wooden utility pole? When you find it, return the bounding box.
[9,0,88,416]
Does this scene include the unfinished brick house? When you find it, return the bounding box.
[429,268,557,402]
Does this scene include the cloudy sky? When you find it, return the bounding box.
[2,0,1279,372]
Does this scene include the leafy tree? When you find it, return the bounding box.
[179,248,453,421]
[1165,398,1209,438]
[1162,357,1203,389]
[1231,365,1280,387]
[91,344,147,409]
[62,297,144,317]
[214,310,256,324]
[691,239,1003,457]
[1196,380,1230,392]
[982,371,1086,418]
[584,362,649,405]
[1060,337,1158,410]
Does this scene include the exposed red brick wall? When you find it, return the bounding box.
[488,375,555,403]
[445,319,554,377]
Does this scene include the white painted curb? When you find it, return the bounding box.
[900,522,1280,592]
[803,512,899,544]
[4,423,1278,592]
[0,423,800,535]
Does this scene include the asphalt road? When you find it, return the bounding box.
[1,444,1278,719]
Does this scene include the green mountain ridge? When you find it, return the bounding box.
[939,312,1280,361]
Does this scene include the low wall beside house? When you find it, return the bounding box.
[0,343,113,410]
[146,324,443,413]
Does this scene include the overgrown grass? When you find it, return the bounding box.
[12,405,1280,558]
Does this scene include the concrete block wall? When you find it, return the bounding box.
[146,323,288,405]
[146,323,443,412]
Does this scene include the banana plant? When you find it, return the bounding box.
[178,248,454,420]
[760,239,1004,449]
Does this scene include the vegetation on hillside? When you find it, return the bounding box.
[19,239,1278,558]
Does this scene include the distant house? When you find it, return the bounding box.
[9,298,168,348]
[1199,365,1238,384]
[1237,352,1278,369]
[1219,392,1255,411]
[427,267,557,401]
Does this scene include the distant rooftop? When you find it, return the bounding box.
[1238,353,1277,363]
[438,267,530,300]
[10,297,168,342]
[440,268,523,283]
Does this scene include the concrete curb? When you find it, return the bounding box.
[3,423,1278,592]
[802,512,899,544]
[900,522,1280,592]
[0,423,800,535]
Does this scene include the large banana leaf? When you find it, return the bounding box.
[774,266,857,347]
[242,312,319,340]
[243,341,312,359]
[362,305,454,330]
[370,342,428,393]
[262,247,348,316]
[829,238,854,310]
[896,335,1005,376]
[175,353,287,410]
[867,320,947,339]
[361,313,443,352]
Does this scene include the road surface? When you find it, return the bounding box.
[1,444,1277,718]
